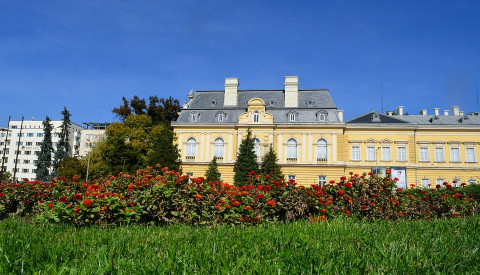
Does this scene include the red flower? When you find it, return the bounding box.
[195,194,202,200]
[454,193,461,199]
[338,189,345,196]
[255,194,265,199]
[75,207,80,214]
[345,182,352,189]
[361,205,367,210]
[452,212,459,217]
[319,215,326,221]
[216,204,222,211]
[128,201,136,206]
[340,176,347,181]
[48,203,54,209]
[345,210,351,215]
[386,169,391,174]
[233,201,241,207]
[83,199,92,207]
[320,208,327,214]
[248,185,254,189]
[244,206,252,211]
[266,200,275,206]
[72,193,82,201]
[225,204,231,209]
[127,184,134,190]
[101,206,108,211]
[58,196,67,203]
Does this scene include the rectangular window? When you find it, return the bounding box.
[381,147,391,161]
[421,179,430,189]
[318,176,326,187]
[452,179,461,187]
[36,142,42,146]
[397,147,406,161]
[466,148,475,162]
[27,133,34,137]
[15,150,21,154]
[366,146,375,161]
[420,147,429,161]
[2,157,7,163]
[12,168,19,172]
[288,175,296,181]
[24,159,30,164]
[468,179,477,185]
[351,146,360,161]
[22,169,29,173]
[24,151,31,155]
[450,148,460,162]
[32,169,37,173]
[37,133,43,137]
[436,179,445,187]
[33,160,39,164]
[26,142,33,146]
[16,142,23,146]
[17,133,24,137]
[434,148,444,162]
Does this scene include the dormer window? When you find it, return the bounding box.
[307,100,314,106]
[218,113,224,122]
[216,111,226,122]
[317,111,328,122]
[190,112,199,122]
[253,111,259,123]
[287,111,298,122]
[289,112,296,122]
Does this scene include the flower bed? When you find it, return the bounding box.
[0,167,478,225]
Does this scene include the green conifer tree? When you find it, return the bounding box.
[205,156,221,182]
[36,116,54,181]
[52,107,72,176]
[261,145,283,180]
[233,129,258,185]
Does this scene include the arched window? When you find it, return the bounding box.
[253,138,261,160]
[190,112,199,122]
[289,113,296,121]
[253,111,259,123]
[317,111,327,122]
[214,138,224,158]
[186,138,196,157]
[287,139,297,159]
[218,113,224,122]
[317,139,327,160]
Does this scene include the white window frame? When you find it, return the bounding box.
[366,146,375,161]
[217,113,224,122]
[434,147,444,162]
[289,112,296,122]
[397,146,406,162]
[419,147,429,162]
[186,138,196,157]
[381,147,391,161]
[436,178,445,187]
[452,178,461,187]
[450,147,460,162]
[213,138,224,159]
[253,111,259,123]
[288,175,296,181]
[318,176,326,187]
[351,146,360,161]
[466,147,476,163]
[421,178,430,189]
[253,138,261,160]
[286,139,297,159]
[317,139,327,160]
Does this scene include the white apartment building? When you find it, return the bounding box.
[0,120,84,181]
[79,122,108,157]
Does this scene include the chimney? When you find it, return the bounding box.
[434,108,439,116]
[460,111,464,116]
[452,106,460,115]
[396,106,404,115]
[387,111,393,116]
[224,77,239,106]
[443,110,449,116]
[338,110,344,122]
[284,76,299,108]
[420,109,427,115]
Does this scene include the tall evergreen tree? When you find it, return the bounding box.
[36,116,54,181]
[146,124,181,171]
[261,145,283,180]
[52,107,71,176]
[233,129,258,185]
[205,156,221,182]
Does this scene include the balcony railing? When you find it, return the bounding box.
[286,158,297,163]
[185,156,195,161]
[316,158,327,164]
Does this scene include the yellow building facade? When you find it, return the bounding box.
[172,77,480,188]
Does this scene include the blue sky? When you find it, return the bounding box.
[1,0,479,126]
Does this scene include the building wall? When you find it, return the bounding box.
[1,120,83,181]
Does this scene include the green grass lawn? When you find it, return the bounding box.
[1,217,479,274]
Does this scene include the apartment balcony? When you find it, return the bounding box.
[185,156,195,161]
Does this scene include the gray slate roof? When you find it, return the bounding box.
[347,112,480,127]
[174,89,341,124]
